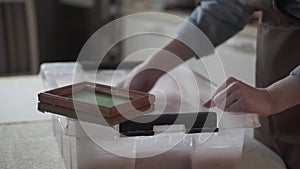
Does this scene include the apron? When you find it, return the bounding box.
[239,0,300,168]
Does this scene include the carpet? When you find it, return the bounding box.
[0,121,66,169]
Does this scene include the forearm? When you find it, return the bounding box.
[266,75,300,114]
[141,39,195,78]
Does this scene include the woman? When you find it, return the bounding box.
[118,0,300,168]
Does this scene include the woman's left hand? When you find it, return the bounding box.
[203,77,275,116]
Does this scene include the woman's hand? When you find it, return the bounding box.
[117,63,164,92]
[117,39,194,92]
[203,77,276,116]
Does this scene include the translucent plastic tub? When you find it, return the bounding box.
[40,62,260,169]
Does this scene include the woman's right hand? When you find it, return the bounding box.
[117,39,193,92]
[117,63,164,92]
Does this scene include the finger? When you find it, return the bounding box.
[212,83,238,109]
[209,77,238,103]
[129,76,150,92]
[203,77,238,108]
[203,99,213,108]
[204,86,226,108]
[225,98,245,113]
[223,81,246,109]
[213,77,238,96]
[224,90,241,109]
[212,90,228,110]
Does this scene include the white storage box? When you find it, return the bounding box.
[39,62,260,169]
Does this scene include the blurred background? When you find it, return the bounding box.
[0,0,261,124]
[0,0,259,76]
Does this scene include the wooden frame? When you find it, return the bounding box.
[38,102,154,126]
[38,82,155,118]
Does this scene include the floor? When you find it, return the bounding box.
[0,75,52,124]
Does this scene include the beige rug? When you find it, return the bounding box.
[0,121,66,169]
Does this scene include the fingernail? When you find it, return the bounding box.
[203,100,211,107]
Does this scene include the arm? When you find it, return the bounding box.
[118,0,254,91]
[267,66,300,114]
[203,66,300,116]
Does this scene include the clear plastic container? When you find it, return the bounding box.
[39,62,260,169]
